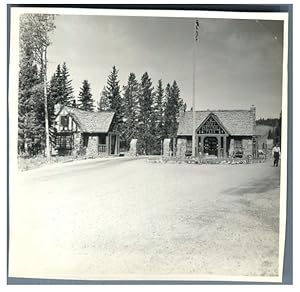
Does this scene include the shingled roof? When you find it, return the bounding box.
[59,106,115,133]
[177,109,255,136]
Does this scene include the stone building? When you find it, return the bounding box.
[176,106,257,158]
[53,105,120,157]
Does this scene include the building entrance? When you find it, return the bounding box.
[203,137,218,156]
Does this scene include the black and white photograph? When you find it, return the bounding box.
[7,7,290,283]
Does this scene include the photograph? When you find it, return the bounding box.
[7,7,289,282]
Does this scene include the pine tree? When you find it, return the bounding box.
[78,80,95,111]
[48,62,74,106]
[102,66,123,134]
[163,83,173,138]
[137,72,154,155]
[97,87,111,111]
[19,13,56,159]
[267,129,272,139]
[152,79,165,153]
[61,62,74,105]
[18,43,45,155]
[163,81,183,138]
[122,73,139,149]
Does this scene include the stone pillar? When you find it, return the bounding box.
[129,139,138,156]
[72,133,81,156]
[242,139,253,158]
[229,138,234,157]
[163,138,171,158]
[176,138,187,158]
[86,136,98,157]
[114,135,118,154]
[224,136,227,158]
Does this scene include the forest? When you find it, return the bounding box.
[18,14,186,157]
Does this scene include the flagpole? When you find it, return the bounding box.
[192,19,197,157]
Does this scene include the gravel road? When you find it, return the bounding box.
[9,157,280,280]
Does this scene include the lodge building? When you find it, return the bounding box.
[53,105,120,156]
[176,106,258,158]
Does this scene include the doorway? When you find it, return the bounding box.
[203,137,218,156]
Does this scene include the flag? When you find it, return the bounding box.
[195,19,199,41]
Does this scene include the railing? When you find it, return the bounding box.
[98,144,107,153]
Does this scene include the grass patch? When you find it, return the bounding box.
[18,155,85,172]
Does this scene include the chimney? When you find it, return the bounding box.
[250,105,256,133]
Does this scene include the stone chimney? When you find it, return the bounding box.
[250,105,256,133]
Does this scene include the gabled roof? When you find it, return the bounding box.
[196,112,229,134]
[58,106,115,133]
[177,109,255,136]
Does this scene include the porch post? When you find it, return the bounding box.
[108,133,112,155]
[224,136,227,158]
[198,135,202,156]
[217,136,221,157]
[106,134,109,155]
[195,135,199,157]
[114,134,118,155]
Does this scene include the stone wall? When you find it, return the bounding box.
[163,138,171,158]
[86,136,98,158]
[228,138,235,157]
[72,133,82,156]
[129,139,138,156]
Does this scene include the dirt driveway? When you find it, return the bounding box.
[9,158,280,280]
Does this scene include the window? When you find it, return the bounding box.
[98,135,106,144]
[234,139,242,150]
[56,135,72,149]
[60,116,69,128]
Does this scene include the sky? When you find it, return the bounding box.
[47,14,284,119]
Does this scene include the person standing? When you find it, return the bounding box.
[272,143,281,167]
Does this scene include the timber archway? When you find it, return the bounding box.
[196,113,229,158]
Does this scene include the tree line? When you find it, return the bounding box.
[18,14,185,156]
[256,116,281,144]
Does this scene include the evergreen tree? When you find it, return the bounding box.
[18,41,45,155]
[102,66,123,134]
[163,83,173,138]
[267,129,273,139]
[137,72,154,155]
[163,81,183,138]
[78,80,95,111]
[122,73,139,149]
[61,62,74,105]
[19,13,56,158]
[48,63,74,106]
[97,87,111,111]
[152,79,165,154]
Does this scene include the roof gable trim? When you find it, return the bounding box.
[196,112,230,135]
